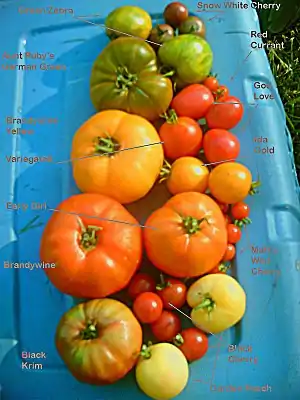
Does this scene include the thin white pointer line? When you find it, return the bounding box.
[47,208,157,230]
[202,158,236,166]
[168,303,216,336]
[73,16,163,47]
[55,142,164,165]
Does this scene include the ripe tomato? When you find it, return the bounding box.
[151,310,182,341]
[133,292,163,324]
[173,328,208,362]
[163,157,209,195]
[213,85,229,102]
[231,202,250,220]
[208,162,252,204]
[223,244,236,262]
[40,194,142,299]
[144,192,228,277]
[156,277,187,309]
[205,96,244,130]
[210,262,230,274]
[56,299,143,384]
[159,111,203,160]
[227,224,242,244]
[164,2,189,28]
[128,273,156,300]
[71,110,164,204]
[203,75,219,92]
[203,129,240,164]
[171,84,214,120]
[187,274,246,334]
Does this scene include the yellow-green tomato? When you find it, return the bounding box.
[136,343,189,399]
[105,6,152,40]
[187,274,246,334]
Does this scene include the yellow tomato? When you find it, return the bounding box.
[208,162,252,204]
[166,157,209,195]
[136,343,189,400]
[187,274,246,334]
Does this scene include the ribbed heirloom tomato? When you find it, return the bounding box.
[55,299,143,385]
[144,192,228,277]
[40,194,142,298]
[71,110,164,204]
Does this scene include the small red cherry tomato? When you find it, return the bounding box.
[151,310,182,341]
[227,224,242,244]
[205,96,244,130]
[203,76,219,92]
[203,129,240,164]
[173,328,208,362]
[156,277,187,309]
[231,202,250,220]
[127,273,156,299]
[223,244,236,261]
[213,85,229,102]
[133,292,163,324]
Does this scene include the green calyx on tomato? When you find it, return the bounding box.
[95,136,120,155]
[182,216,210,235]
[234,217,252,228]
[158,34,213,88]
[77,219,101,251]
[162,108,179,124]
[159,159,172,183]
[140,342,153,360]
[194,293,216,314]
[249,180,261,195]
[115,66,138,91]
[218,263,230,273]
[173,333,185,346]
[80,322,98,340]
[156,273,172,291]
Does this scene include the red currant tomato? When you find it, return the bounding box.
[151,310,182,341]
[231,202,250,220]
[159,115,203,160]
[156,278,187,309]
[223,244,236,261]
[227,224,242,244]
[133,292,163,324]
[213,85,229,102]
[127,273,156,300]
[203,129,240,164]
[174,328,208,362]
[203,76,219,92]
[205,96,244,130]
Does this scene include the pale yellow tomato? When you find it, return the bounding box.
[136,343,189,400]
[187,274,246,334]
[166,157,209,195]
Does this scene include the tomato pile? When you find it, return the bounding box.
[40,3,259,399]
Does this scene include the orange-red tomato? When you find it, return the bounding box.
[208,162,252,204]
[165,157,209,195]
[55,299,142,385]
[71,110,164,204]
[227,224,242,244]
[203,129,240,164]
[203,76,219,92]
[144,192,228,277]
[151,310,182,341]
[40,194,142,298]
[133,292,163,324]
[231,202,250,220]
[213,85,229,102]
[127,273,156,300]
[205,96,244,130]
[156,277,187,309]
[173,328,208,362]
[223,244,236,261]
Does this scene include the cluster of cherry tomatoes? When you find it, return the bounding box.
[127,273,208,363]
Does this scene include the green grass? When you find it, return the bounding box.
[265,21,300,184]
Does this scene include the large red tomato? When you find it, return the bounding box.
[144,192,227,277]
[56,299,143,384]
[40,194,142,298]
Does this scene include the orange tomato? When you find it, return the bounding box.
[71,110,164,204]
[40,194,142,298]
[208,162,252,204]
[164,157,209,195]
[144,192,227,277]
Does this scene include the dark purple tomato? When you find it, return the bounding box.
[163,2,189,28]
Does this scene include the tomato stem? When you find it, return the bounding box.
[218,262,230,273]
[156,273,172,290]
[95,136,120,155]
[194,294,216,314]
[173,333,184,347]
[78,220,101,251]
[249,180,261,195]
[161,109,178,124]
[159,159,172,183]
[182,216,210,235]
[140,342,153,359]
[80,322,98,340]
[115,66,138,91]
